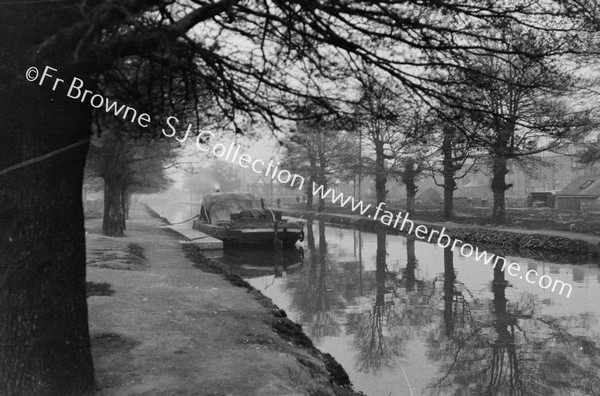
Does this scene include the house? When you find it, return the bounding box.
[555,175,600,211]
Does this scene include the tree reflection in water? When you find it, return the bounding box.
[427,251,600,396]
[274,223,600,394]
[348,231,404,373]
[288,220,342,340]
[345,234,438,374]
[437,246,473,339]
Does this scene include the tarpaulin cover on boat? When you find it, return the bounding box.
[199,193,263,224]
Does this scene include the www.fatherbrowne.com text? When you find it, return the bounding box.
[185,128,573,298]
[26,64,574,299]
[310,183,572,298]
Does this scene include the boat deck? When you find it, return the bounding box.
[162,223,223,253]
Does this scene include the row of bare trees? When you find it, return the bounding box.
[282,21,596,222]
[85,130,176,236]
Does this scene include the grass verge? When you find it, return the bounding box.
[181,243,359,396]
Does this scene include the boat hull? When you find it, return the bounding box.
[192,220,303,248]
[218,246,305,278]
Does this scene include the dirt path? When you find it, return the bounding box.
[86,204,355,396]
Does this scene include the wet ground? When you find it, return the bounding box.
[155,200,600,395]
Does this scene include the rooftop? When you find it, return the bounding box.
[557,175,600,197]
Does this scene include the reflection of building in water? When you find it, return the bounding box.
[572,267,585,284]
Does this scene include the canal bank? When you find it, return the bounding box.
[86,204,359,395]
[281,209,600,259]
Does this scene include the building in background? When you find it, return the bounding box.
[555,175,600,211]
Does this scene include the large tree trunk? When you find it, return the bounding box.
[402,159,420,214]
[0,34,95,395]
[102,180,125,236]
[123,189,131,220]
[317,145,327,212]
[374,141,387,205]
[491,155,510,223]
[405,180,417,214]
[305,173,314,211]
[317,170,327,213]
[443,184,455,220]
[442,129,457,220]
[121,188,128,230]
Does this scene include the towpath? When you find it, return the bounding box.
[86,204,355,396]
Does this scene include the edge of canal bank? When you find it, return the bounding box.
[181,244,359,396]
[281,209,600,262]
[142,204,361,396]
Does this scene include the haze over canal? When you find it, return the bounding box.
[158,202,600,395]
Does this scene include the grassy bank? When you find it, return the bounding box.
[144,204,360,395]
[181,244,358,396]
[284,203,600,236]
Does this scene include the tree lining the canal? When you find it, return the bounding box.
[353,74,434,211]
[85,130,177,236]
[282,104,358,212]
[1,1,597,393]
[84,54,218,237]
[427,100,484,220]
[428,21,597,223]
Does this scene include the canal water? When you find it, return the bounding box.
[155,202,600,395]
